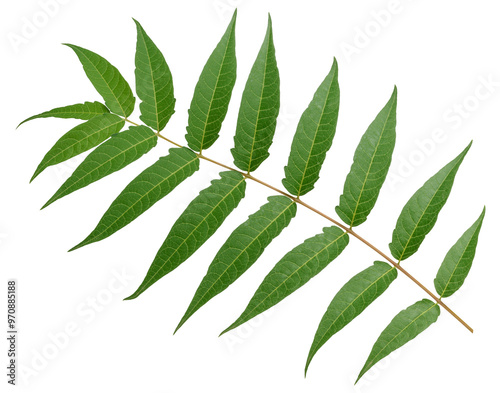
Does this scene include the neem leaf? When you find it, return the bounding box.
[389,142,472,261]
[336,87,397,227]
[356,299,440,383]
[134,19,175,131]
[43,125,158,209]
[176,195,296,332]
[282,58,340,197]
[231,14,280,172]
[126,171,246,300]
[65,44,135,117]
[18,101,109,128]
[434,207,486,298]
[222,226,349,335]
[185,10,237,152]
[31,114,124,182]
[305,261,397,375]
[70,147,199,251]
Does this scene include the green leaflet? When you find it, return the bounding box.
[434,207,486,298]
[69,147,199,251]
[305,261,397,375]
[185,10,237,152]
[18,101,109,128]
[389,142,472,261]
[65,44,135,117]
[222,226,349,335]
[231,14,280,172]
[356,299,440,383]
[336,87,397,227]
[42,125,158,209]
[282,58,340,197]
[176,195,296,332]
[126,171,246,300]
[31,114,125,182]
[134,19,175,131]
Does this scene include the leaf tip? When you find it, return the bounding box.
[68,240,85,253]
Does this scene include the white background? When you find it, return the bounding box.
[1,0,499,392]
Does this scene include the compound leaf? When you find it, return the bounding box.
[43,125,158,209]
[70,147,199,251]
[356,299,440,383]
[31,114,124,182]
[434,207,486,298]
[126,171,246,300]
[336,87,397,227]
[222,226,349,335]
[176,195,296,332]
[134,19,175,131]
[282,58,340,197]
[389,142,472,261]
[305,261,397,375]
[18,101,109,128]
[185,10,237,152]
[65,44,135,117]
[231,14,280,172]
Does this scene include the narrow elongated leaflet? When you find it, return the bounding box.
[18,101,109,128]
[305,261,397,375]
[222,226,349,335]
[356,299,440,383]
[31,114,124,182]
[434,207,486,298]
[282,58,340,196]
[389,142,472,261]
[231,14,280,172]
[185,10,237,152]
[69,147,199,251]
[42,126,158,209]
[134,19,175,131]
[65,44,135,117]
[336,87,397,227]
[176,196,296,332]
[126,171,246,300]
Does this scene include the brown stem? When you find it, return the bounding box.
[123,119,473,333]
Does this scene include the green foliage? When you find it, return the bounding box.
[18,101,109,127]
[185,10,237,152]
[336,87,397,227]
[434,208,485,298]
[357,299,440,383]
[43,125,158,209]
[65,44,135,117]
[22,14,485,384]
[221,227,349,335]
[389,142,472,261]
[282,58,340,196]
[305,261,397,374]
[126,171,246,300]
[31,114,124,182]
[70,147,199,251]
[134,19,175,131]
[231,15,280,172]
[176,195,296,331]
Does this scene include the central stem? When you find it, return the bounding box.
[125,119,473,333]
